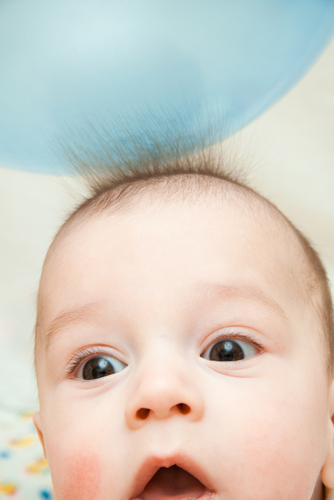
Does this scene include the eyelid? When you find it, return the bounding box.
[66,346,126,377]
[200,328,265,356]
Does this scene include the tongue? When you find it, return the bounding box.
[140,465,206,500]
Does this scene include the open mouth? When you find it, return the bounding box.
[138,465,208,500]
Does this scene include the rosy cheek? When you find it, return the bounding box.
[56,452,101,500]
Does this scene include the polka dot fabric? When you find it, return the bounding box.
[0,409,52,499]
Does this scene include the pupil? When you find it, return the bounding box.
[83,357,115,380]
[210,340,244,362]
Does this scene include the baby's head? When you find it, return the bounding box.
[33,146,334,500]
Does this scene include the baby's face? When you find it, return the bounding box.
[35,193,333,500]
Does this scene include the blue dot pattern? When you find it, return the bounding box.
[0,411,53,498]
[40,490,52,499]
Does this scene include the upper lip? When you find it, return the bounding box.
[129,452,214,499]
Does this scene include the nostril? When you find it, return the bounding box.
[177,403,190,414]
[136,408,150,420]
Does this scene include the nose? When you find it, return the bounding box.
[125,357,204,429]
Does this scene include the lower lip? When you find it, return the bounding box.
[132,491,214,500]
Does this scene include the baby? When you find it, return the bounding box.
[33,140,334,500]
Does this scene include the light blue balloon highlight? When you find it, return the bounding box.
[0,0,333,174]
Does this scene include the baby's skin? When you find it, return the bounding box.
[34,189,334,500]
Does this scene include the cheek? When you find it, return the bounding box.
[207,373,327,499]
[54,452,101,500]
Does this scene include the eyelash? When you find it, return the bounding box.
[202,329,264,355]
[66,346,120,376]
[66,330,264,377]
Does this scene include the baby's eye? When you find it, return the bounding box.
[78,355,126,380]
[201,339,258,362]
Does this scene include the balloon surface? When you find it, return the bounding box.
[0,0,334,174]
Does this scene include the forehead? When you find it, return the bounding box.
[38,190,309,336]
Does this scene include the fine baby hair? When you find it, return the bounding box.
[41,127,334,371]
[34,126,334,500]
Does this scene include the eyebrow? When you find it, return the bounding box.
[44,301,105,353]
[197,281,289,321]
[43,282,288,353]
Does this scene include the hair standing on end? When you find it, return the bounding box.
[41,122,334,376]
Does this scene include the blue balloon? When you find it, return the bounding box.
[0,0,333,174]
